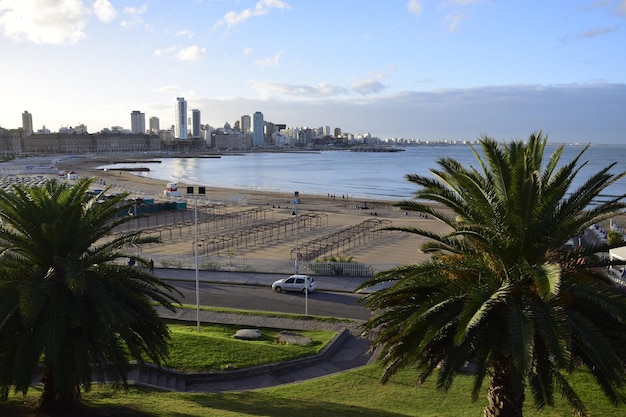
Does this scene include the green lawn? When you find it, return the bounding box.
[3,365,623,416]
[164,323,336,371]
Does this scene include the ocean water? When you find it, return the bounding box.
[101,144,626,202]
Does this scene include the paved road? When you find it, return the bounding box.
[155,268,377,319]
[171,281,371,320]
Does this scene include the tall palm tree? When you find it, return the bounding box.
[359,132,626,417]
[0,177,180,411]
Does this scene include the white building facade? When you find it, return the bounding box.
[241,114,251,133]
[130,110,145,134]
[191,109,201,139]
[149,117,160,133]
[252,111,264,147]
[175,97,188,140]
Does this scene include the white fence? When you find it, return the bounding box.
[149,254,401,277]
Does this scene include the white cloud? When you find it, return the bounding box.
[242,47,254,56]
[213,0,291,30]
[121,3,147,28]
[351,79,387,95]
[407,0,423,16]
[444,13,466,31]
[176,29,194,38]
[451,0,484,4]
[0,0,90,44]
[562,25,618,43]
[155,85,181,94]
[93,0,116,23]
[248,80,348,99]
[249,71,389,98]
[123,4,148,16]
[188,83,625,143]
[154,45,179,57]
[154,43,207,62]
[616,0,626,16]
[255,50,285,67]
[176,45,207,62]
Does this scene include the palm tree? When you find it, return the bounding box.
[359,132,626,417]
[0,177,180,411]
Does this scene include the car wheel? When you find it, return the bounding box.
[274,286,282,293]
[302,288,307,294]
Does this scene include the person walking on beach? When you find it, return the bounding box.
[149,258,154,273]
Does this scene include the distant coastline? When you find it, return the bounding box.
[90,143,626,202]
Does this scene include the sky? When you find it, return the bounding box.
[0,0,625,144]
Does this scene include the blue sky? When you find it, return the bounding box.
[0,0,624,143]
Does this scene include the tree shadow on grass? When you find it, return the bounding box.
[179,391,413,417]
[0,394,410,417]
[0,401,157,417]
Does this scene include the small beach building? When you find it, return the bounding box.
[609,246,626,264]
[609,246,626,280]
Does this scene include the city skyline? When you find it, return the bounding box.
[0,1,624,143]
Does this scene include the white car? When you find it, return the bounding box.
[272,274,316,293]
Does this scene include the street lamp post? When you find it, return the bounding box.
[187,186,206,332]
[292,191,307,316]
[293,191,299,275]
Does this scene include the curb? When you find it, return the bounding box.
[127,328,351,391]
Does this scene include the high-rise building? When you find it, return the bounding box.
[264,122,275,145]
[252,111,264,147]
[149,117,160,133]
[22,111,33,135]
[130,110,145,134]
[241,114,251,133]
[175,97,188,140]
[191,109,201,139]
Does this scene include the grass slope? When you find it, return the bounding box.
[2,365,622,416]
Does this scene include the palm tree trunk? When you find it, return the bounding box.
[39,367,81,412]
[484,360,525,417]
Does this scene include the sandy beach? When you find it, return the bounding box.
[50,155,441,268]
[7,154,622,274]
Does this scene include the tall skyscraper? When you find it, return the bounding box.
[130,110,145,134]
[241,114,251,133]
[175,97,188,140]
[191,109,201,139]
[252,111,264,147]
[149,117,160,133]
[22,111,33,135]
